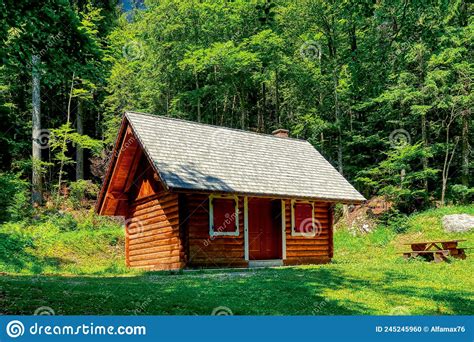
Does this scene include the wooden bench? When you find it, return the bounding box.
[402,250,451,262]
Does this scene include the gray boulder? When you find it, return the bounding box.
[442,214,474,233]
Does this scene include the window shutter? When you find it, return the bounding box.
[294,202,313,233]
[212,198,237,233]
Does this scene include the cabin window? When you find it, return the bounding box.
[291,200,316,237]
[209,194,239,237]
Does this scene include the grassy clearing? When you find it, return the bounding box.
[0,206,473,315]
[0,210,129,275]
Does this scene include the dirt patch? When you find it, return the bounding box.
[337,197,393,235]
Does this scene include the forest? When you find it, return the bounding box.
[0,0,472,220]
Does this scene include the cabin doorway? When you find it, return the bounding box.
[248,198,282,260]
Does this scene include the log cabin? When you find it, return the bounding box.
[96,111,365,270]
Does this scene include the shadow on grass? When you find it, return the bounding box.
[380,269,474,315]
[1,266,472,315]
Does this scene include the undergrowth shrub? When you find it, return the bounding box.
[68,180,100,209]
[0,172,31,222]
[377,208,409,233]
[449,184,474,205]
[53,212,79,231]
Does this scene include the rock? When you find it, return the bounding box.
[442,214,474,233]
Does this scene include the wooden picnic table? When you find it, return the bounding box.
[401,239,468,262]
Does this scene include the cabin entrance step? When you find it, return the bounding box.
[248,259,283,268]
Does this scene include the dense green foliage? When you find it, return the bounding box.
[1,0,472,213]
[103,0,473,212]
[0,172,31,222]
[1,0,116,189]
[1,205,472,314]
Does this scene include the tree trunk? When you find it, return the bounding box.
[239,91,246,129]
[195,73,201,123]
[350,20,357,60]
[441,178,447,205]
[461,109,470,186]
[58,72,75,196]
[260,81,266,132]
[76,99,84,180]
[320,132,324,154]
[441,112,459,206]
[421,113,428,191]
[275,70,280,125]
[31,55,43,205]
[333,69,343,175]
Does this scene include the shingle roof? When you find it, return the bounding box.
[125,111,366,203]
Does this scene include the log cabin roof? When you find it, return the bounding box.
[97,112,365,214]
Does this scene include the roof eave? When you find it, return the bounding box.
[95,115,130,215]
[124,112,170,193]
[95,113,172,215]
[169,186,366,204]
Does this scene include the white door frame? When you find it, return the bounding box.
[281,199,286,260]
[244,196,249,261]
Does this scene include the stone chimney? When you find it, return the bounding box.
[272,128,289,138]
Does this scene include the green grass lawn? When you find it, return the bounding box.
[0,206,473,315]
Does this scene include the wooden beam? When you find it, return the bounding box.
[107,192,129,201]
[123,147,143,194]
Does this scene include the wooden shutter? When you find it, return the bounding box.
[294,202,313,233]
[212,198,237,233]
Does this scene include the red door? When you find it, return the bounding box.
[248,198,282,260]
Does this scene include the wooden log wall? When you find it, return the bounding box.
[125,192,185,270]
[183,193,247,268]
[283,200,333,266]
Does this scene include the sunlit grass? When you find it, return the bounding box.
[0,205,473,315]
